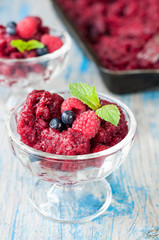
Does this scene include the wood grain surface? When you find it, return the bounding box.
[0,0,159,239]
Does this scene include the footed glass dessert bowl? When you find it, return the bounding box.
[7,90,136,223]
[0,29,71,119]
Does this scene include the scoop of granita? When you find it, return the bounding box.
[56,128,90,155]
[35,128,90,155]
[17,90,64,147]
[17,83,128,158]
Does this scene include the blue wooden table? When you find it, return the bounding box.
[0,0,159,239]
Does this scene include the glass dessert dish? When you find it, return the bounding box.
[7,90,137,223]
[0,29,71,119]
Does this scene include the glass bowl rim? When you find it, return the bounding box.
[7,89,137,161]
[0,28,71,63]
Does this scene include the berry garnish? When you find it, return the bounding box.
[49,118,64,132]
[72,110,101,139]
[41,34,63,52]
[36,45,48,56]
[61,110,75,125]
[17,16,37,39]
[61,97,86,117]
[6,21,17,35]
[69,82,120,126]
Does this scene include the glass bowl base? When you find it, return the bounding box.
[30,179,112,223]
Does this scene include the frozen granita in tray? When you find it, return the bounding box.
[17,83,128,163]
[55,0,159,71]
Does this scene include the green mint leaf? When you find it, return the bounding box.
[25,40,44,51]
[11,39,44,53]
[96,104,120,126]
[69,82,101,110]
[11,40,27,53]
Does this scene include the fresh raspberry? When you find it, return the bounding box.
[17,16,37,39]
[72,110,101,139]
[32,16,42,29]
[91,144,109,153]
[61,97,86,117]
[41,34,63,53]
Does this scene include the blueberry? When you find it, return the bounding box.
[49,118,64,132]
[6,21,16,35]
[36,46,48,56]
[6,21,16,28]
[62,110,75,125]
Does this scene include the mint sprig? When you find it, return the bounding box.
[69,82,120,126]
[96,105,120,126]
[69,82,101,110]
[11,39,44,53]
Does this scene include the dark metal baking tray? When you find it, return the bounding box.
[53,0,159,94]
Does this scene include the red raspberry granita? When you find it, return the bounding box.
[55,0,159,71]
[0,16,64,86]
[17,89,128,156]
[0,16,63,59]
